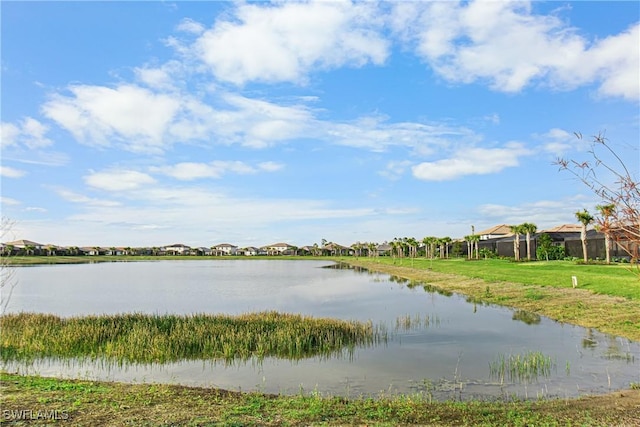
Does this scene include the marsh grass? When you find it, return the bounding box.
[395,313,441,331]
[0,311,386,365]
[489,351,555,384]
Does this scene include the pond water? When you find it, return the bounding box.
[3,260,639,400]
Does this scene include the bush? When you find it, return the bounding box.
[536,245,565,261]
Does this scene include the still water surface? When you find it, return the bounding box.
[4,260,639,400]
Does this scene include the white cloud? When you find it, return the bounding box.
[575,23,640,100]
[0,165,26,178]
[193,0,389,84]
[322,116,478,154]
[25,207,47,213]
[379,160,413,180]
[176,18,205,35]
[54,188,121,207]
[134,62,183,90]
[1,117,52,149]
[0,122,19,148]
[42,84,181,153]
[1,197,20,206]
[477,196,596,229]
[537,128,577,156]
[412,142,532,181]
[84,169,157,192]
[394,1,639,100]
[151,160,284,181]
[257,161,283,173]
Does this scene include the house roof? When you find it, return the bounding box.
[213,243,237,248]
[542,224,582,233]
[475,224,513,236]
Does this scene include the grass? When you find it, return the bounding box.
[359,257,640,299]
[0,312,385,365]
[489,351,555,384]
[342,257,640,342]
[2,372,639,426]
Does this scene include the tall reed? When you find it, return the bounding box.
[1,312,386,365]
[489,351,555,384]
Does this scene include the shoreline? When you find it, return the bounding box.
[340,257,640,343]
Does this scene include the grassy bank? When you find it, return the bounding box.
[1,373,639,426]
[342,257,640,342]
[0,312,384,364]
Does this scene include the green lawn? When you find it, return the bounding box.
[355,257,640,300]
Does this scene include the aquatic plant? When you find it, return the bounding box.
[394,313,441,331]
[489,351,556,384]
[0,311,386,365]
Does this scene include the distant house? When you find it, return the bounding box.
[239,246,259,256]
[263,243,297,256]
[376,243,392,256]
[193,247,212,256]
[297,245,316,256]
[4,239,45,255]
[321,242,351,256]
[81,246,104,256]
[476,225,513,240]
[211,243,238,256]
[164,244,191,255]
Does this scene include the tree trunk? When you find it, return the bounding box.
[604,233,611,264]
[581,226,588,263]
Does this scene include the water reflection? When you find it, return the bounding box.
[512,310,542,325]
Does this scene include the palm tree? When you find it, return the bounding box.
[509,225,522,261]
[595,204,616,264]
[575,209,594,263]
[406,237,418,259]
[25,244,36,256]
[367,242,378,258]
[3,244,14,256]
[520,223,538,261]
[463,235,472,260]
[440,236,452,259]
[469,234,480,259]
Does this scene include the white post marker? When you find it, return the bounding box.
[571,276,578,288]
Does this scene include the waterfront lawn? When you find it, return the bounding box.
[352,257,640,300]
[1,372,639,426]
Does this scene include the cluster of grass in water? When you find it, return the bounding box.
[0,311,386,365]
[489,351,555,384]
[395,313,441,331]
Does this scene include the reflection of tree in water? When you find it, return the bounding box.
[604,336,635,362]
[389,275,409,285]
[582,329,598,349]
[512,310,541,325]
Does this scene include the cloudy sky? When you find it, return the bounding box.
[1,1,638,248]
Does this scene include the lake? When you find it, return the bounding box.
[3,259,639,400]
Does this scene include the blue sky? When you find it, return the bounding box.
[1,1,638,248]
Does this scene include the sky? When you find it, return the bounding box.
[1,0,639,248]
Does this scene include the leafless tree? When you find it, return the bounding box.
[1,217,17,313]
[556,132,639,267]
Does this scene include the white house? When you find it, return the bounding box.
[262,242,296,255]
[239,246,259,256]
[211,243,238,256]
[163,243,191,255]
